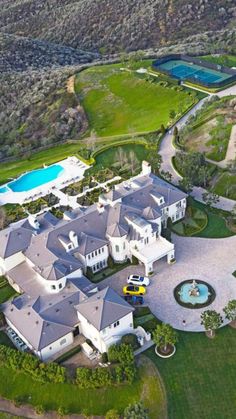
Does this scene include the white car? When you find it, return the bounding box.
[127,274,150,287]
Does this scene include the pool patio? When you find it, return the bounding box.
[0,157,90,205]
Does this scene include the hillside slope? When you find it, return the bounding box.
[0,0,235,53]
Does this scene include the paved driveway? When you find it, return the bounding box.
[100,234,236,332]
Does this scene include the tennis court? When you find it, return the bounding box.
[155,59,231,85]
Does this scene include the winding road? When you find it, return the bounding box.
[159,83,236,211]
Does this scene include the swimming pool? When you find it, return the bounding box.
[153,57,234,87]
[0,164,64,193]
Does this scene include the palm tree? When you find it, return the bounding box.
[201,310,223,337]
[153,323,178,353]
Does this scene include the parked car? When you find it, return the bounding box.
[127,274,150,287]
[124,295,144,305]
[123,285,146,296]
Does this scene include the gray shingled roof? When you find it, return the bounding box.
[75,232,108,256]
[3,276,97,351]
[76,286,134,331]
[0,227,33,258]
[106,223,128,237]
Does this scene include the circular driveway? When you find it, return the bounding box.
[101,234,236,332]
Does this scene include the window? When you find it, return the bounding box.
[88,254,91,260]
[49,347,52,350]
[95,250,98,256]
[97,263,99,270]
[51,285,56,290]
[92,252,94,258]
[123,242,126,250]
[98,248,101,254]
[115,245,119,253]
[102,247,104,253]
[60,338,66,346]
[114,321,120,328]
[103,260,106,266]
[92,265,96,272]
[59,283,62,289]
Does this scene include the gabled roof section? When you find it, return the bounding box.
[75,232,108,256]
[76,286,134,331]
[106,223,128,237]
[0,226,33,258]
[104,189,122,202]
[142,206,161,220]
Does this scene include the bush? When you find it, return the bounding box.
[124,402,149,419]
[35,405,45,415]
[121,334,139,350]
[106,409,120,419]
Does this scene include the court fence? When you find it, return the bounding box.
[152,54,236,89]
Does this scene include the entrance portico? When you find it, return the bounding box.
[131,236,175,275]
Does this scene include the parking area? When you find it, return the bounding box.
[100,234,236,332]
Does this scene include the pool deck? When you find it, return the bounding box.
[0,157,90,205]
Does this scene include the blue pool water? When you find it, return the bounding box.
[0,186,9,194]
[154,59,231,85]
[179,283,210,305]
[0,164,64,193]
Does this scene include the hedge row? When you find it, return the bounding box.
[0,345,66,383]
[76,343,136,389]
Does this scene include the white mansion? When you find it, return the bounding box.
[0,161,186,360]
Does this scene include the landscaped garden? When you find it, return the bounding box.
[0,342,166,418]
[75,62,199,137]
[172,198,234,238]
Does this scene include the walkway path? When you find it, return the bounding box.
[159,84,236,211]
[101,233,236,332]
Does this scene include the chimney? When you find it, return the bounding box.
[97,202,104,213]
[142,160,151,176]
[69,230,78,248]
[28,214,40,230]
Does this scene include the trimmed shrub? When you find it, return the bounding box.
[121,334,139,350]
[101,352,108,363]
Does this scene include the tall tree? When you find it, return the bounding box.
[202,192,220,208]
[153,323,178,353]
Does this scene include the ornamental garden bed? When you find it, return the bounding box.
[155,344,176,358]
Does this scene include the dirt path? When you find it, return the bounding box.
[67,76,76,94]
[0,396,102,419]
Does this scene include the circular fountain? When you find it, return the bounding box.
[174,279,215,309]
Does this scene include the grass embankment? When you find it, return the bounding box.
[200,54,236,68]
[146,325,236,419]
[180,96,235,162]
[75,62,197,137]
[0,358,165,418]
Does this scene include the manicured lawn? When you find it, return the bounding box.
[146,326,236,419]
[172,206,207,236]
[188,198,234,238]
[212,172,236,201]
[0,284,17,304]
[75,64,197,137]
[0,359,165,417]
[200,54,236,68]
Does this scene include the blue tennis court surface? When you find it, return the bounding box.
[155,59,231,85]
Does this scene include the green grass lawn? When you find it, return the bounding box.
[200,54,236,68]
[188,198,234,238]
[0,359,165,417]
[146,326,236,419]
[0,284,17,304]
[75,64,197,137]
[212,172,236,201]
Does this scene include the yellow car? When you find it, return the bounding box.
[123,285,146,296]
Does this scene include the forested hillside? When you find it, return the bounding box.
[0,0,235,53]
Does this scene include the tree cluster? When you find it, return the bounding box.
[0,345,66,383]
